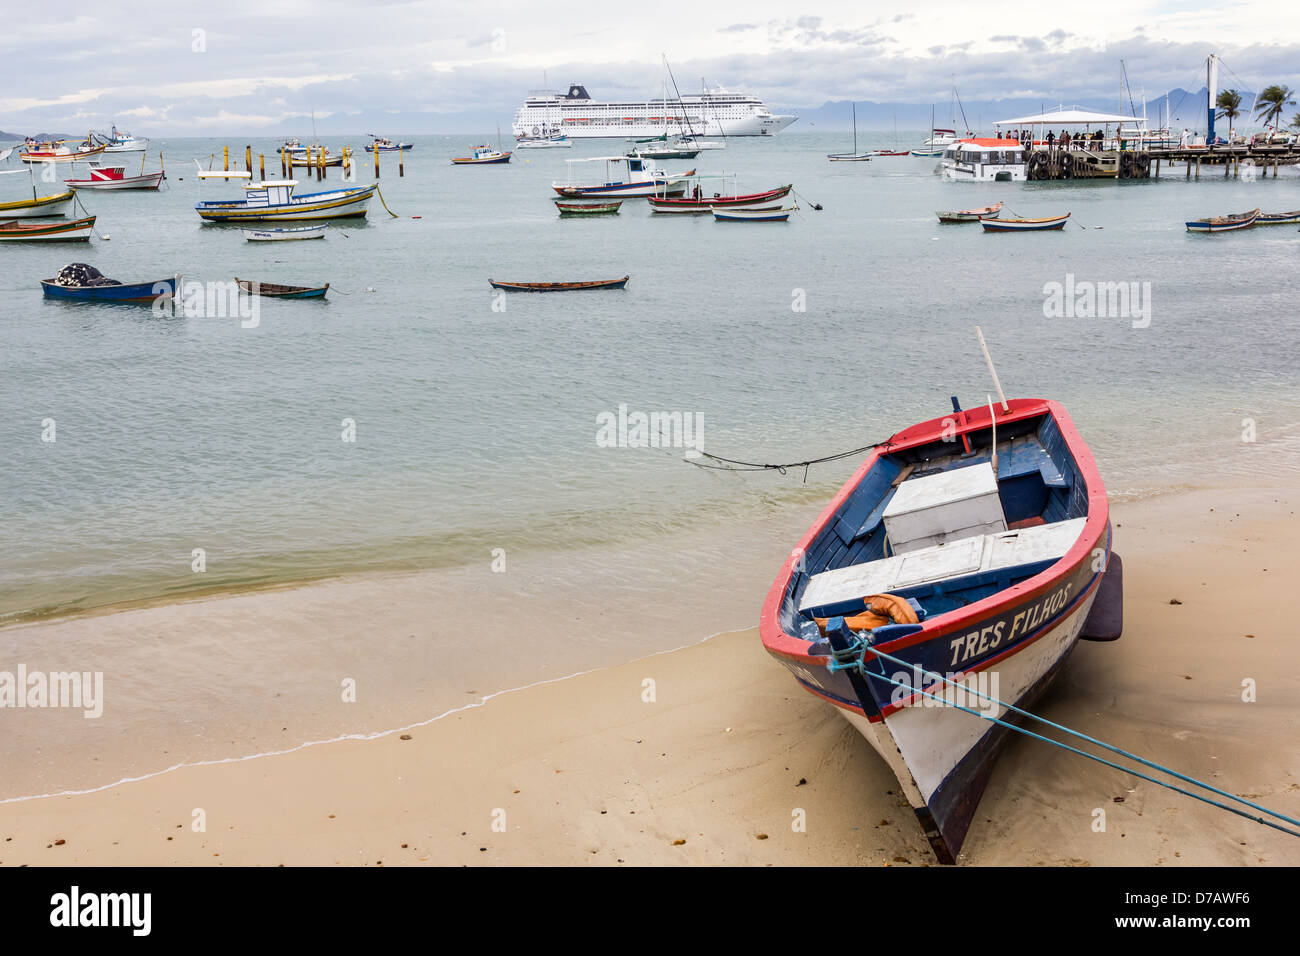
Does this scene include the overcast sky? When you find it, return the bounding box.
[2,1,1297,134]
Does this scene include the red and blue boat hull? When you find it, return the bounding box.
[760,398,1118,862]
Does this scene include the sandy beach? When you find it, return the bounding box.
[1,481,1297,866]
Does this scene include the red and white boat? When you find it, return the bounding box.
[20,141,107,163]
[64,164,164,190]
[760,397,1121,862]
[648,183,792,214]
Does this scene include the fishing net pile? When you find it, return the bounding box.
[52,263,121,288]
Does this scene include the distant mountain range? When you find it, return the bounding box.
[0,130,80,142]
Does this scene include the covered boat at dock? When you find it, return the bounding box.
[760,398,1121,863]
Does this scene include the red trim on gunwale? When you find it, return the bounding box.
[759,399,1110,669]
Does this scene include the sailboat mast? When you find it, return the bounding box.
[852,102,857,153]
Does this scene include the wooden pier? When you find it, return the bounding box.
[1022,142,1299,180]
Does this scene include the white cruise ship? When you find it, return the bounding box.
[513,84,797,139]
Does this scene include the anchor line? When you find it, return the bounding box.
[826,633,1300,838]
[374,185,400,218]
[684,439,894,481]
[72,193,106,240]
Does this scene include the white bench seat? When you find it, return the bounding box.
[799,517,1087,616]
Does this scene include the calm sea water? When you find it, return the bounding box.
[3,133,1299,621]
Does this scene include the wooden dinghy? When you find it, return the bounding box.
[235,278,329,299]
[1253,209,1300,225]
[760,398,1121,863]
[0,216,95,241]
[41,268,179,303]
[242,225,327,241]
[712,205,797,222]
[981,212,1070,232]
[555,200,622,217]
[937,202,1003,223]
[488,277,629,292]
[1185,208,1259,233]
[647,184,792,214]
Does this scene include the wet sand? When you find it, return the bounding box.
[1,484,1297,865]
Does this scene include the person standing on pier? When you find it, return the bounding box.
[1180,127,1190,148]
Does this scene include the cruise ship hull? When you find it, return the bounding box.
[520,115,796,139]
[514,84,797,139]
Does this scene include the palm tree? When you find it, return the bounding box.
[1290,112,1300,133]
[1254,85,1297,131]
[1216,89,1242,141]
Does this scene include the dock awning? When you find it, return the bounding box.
[995,107,1141,127]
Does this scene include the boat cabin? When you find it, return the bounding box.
[240,180,298,206]
[940,138,1027,182]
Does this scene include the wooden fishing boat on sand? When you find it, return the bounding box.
[761,397,1121,863]
[235,278,329,299]
[488,277,629,291]
[0,216,95,241]
[981,213,1070,232]
[937,202,1003,223]
[1185,209,1259,233]
[555,200,622,217]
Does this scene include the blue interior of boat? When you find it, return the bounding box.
[783,413,1089,647]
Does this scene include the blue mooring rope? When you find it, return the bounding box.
[827,628,1300,839]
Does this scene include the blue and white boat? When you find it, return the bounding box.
[195,179,376,223]
[242,224,327,241]
[712,205,796,222]
[553,155,691,198]
[42,274,179,303]
[761,398,1121,863]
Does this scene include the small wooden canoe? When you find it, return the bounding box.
[827,153,873,162]
[981,213,1070,232]
[235,278,329,298]
[937,202,1003,223]
[488,277,630,291]
[713,206,797,222]
[1254,209,1300,225]
[555,200,622,216]
[42,275,179,302]
[0,216,95,241]
[648,185,792,214]
[242,225,328,241]
[1185,209,1259,233]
